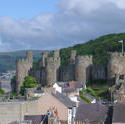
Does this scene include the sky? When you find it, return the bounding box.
[0,0,125,51]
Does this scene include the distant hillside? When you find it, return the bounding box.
[1,33,125,73]
[60,33,125,66]
[0,50,44,72]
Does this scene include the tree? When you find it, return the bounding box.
[0,88,5,95]
[20,76,36,95]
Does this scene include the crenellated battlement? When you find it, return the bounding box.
[109,52,125,57]
[15,51,33,93]
[75,55,93,64]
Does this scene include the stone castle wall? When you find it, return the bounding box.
[108,52,125,79]
[45,50,61,85]
[16,51,33,93]
[0,100,39,124]
[91,65,107,80]
[16,50,109,91]
[75,55,93,82]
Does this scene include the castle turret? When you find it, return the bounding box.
[45,50,60,86]
[40,51,48,67]
[108,52,125,83]
[75,55,93,82]
[15,51,33,93]
[26,51,32,64]
[46,57,57,85]
[70,50,76,64]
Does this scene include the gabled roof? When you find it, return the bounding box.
[84,94,95,101]
[63,88,76,93]
[75,104,108,123]
[112,104,125,123]
[52,92,76,108]
[24,115,47,124]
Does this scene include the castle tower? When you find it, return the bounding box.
[15,51,33,93]
[41,51,48,67]
[108,52,125,83]
[26,51,33,68]
[45,57,57,85]
[45,50,61,86]
[75,55,93,82]
[53,50,60,58]
[70,50,76,64]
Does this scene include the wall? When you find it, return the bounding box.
[91,65,107,80]
[0,100,39,124]
[75,55,93,82]
[38,93,68,121]
[108,52,125,79]
[16,51,33,93]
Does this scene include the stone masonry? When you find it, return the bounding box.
[16,50,109,91]
[108,52,125,83]
[75,55,93,82]
[16,51,33,93]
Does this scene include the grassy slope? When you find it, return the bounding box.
[0,50,44,72]
[60,33,125,66]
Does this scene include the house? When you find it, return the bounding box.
[24,115,48,124]
[75,103,108,124]
[112,104,125,124]
[38,91,76,124]
[53,83,62,93]
[53,81,84,103]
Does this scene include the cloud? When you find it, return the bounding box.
[0,0,125,51]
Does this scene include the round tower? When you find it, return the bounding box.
[70,50,77,64]
[41,51,48,67]
[75,55,93,82]
[26,51,33,68]
[45,57,57,86]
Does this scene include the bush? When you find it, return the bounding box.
[0,89,5,95]
[80,93,91,103]
[86,88,97,97]
[20,76,37,96]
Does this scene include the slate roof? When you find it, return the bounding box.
[75,104,108,123]
[24,115,47,124]
[73,82,83,89]
[52,92,76,108]
[63,88,76,93]
[84,94,95,101]
[112,104,125,123]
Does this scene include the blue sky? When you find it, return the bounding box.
[0,0,59,18]
[0,0,125,51]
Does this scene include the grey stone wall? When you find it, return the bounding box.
[91,65,107,80]
[16,51,33,93]
[108,52,125,79]
[0,100,39,124]
[75,55,93,82]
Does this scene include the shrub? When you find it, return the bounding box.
[0,89,5,95]
[20,76,37,96]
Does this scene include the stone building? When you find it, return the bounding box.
[108,52,125,84]
[75,55,93,82]
[45,50,61,85]
[16,50,109,92]
[16,51,33,93]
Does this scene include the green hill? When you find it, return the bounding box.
[0,32,125,73]
[60,33,125,66]
[0,50,44,72]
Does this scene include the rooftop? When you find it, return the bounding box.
[52,91,76,108]
[112,104,125,123]
[75,103,108,123]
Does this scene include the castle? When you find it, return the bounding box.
[15,49,125,93]
[30,50,94,86]
[16,51,33,93]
